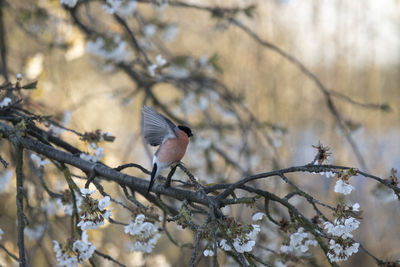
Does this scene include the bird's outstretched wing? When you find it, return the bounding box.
[142,106,177,146]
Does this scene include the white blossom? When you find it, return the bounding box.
[199,96,209,111]
[80,188,96,197]
[203,249,214,256]
[77,219,100,231]
[327,239,359,262]
[124,214,161,253]
[48,110,72,136]
[53,231,96,266]
[24,224,46,240]
[280,245,291,253]
[102,0,137,17]
[48,125,63,136]
[77,192,112,230]
[143,24,157,38]
[345,242,360,256]
[194,139,211,150]
[148,64,157,77]
[60,0,78,8]
[124,214,157,236]
[53,240,78,267]
[0,97,11,108]
[86,36,128,63]
[198,56,215,75]
[152,0,169,11]
[98,196,111,210]
[240,224,260,251]
[0,170,13,192]
[126,233,161,253]
[102,63,114,72]
[323,217,360,239]
[61,110,72,125]
[222,224,260,254]
[343,217,360,235]
[72,231,96,262]
[220,239,231,251]
[155,55,167,66]
[351,203,360,212]
[16,73,22,80]
[372,183,398,203]
[320,171,335,178]
[181,92,196,114]
[57,192,83,216]
[60,199,74,215]
[272,138,282,148]
[274,260,287,267]
[215,105,237,121]
[30,154,50,167]
[327,239,343,262]
[247,224,260,240]
[334,179,354,195]
[233,239,255,253]
[290,229,308,246]
[199,55,209,66]
[162,24,178,42]
[41,199,64,216]
[280,227,318,255]
[148,55,167,77]
[166,66,189,79]
[324,221,340,236]
[97,131,113,142]
[252,212,265,221]
[80,143,104,162]
[329,224,351,239]
[103,209,112,219]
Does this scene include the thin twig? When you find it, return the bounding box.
[0,0,9,81]
[0,243,19,262]
[228,17,367,171]
[94,250,127,267]
[0,154,8,168]
[189,219,209,267]
[15,144,26,266]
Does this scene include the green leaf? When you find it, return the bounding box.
[348,168,358,176]
[209,53,223,73]
[244,5,256,18]
[22,81,38,89]
[379,103,391,112]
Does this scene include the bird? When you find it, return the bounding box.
[141,106,193,194]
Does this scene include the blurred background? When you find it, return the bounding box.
[0,0,399,266]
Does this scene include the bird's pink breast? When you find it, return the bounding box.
[156,130,189,164]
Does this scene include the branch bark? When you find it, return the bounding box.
[0,121,213,206]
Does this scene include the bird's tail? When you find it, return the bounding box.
[147,163,158,195]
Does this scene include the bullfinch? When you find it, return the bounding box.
[142,106,193,194]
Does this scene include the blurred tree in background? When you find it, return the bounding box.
[0,0,399,266]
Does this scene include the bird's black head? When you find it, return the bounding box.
[178,125,193,138]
